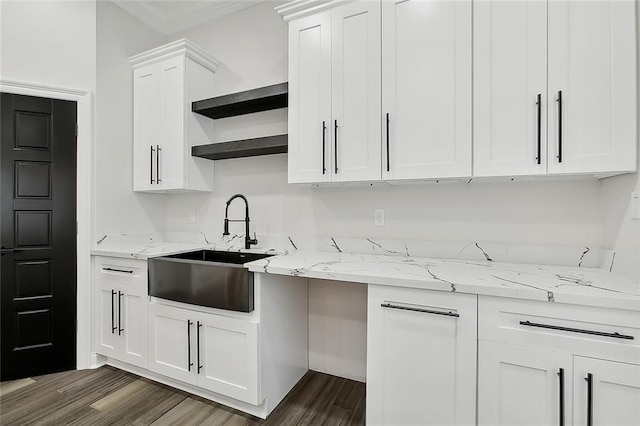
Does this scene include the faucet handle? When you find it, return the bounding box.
[248,232,258,246]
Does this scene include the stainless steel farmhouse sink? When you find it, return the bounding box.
[148,250,274,313]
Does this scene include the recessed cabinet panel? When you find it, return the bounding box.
[288,12,332,183]
[573,357,640,426]
[331,1,381,182]
[474,0,548,177]
[478,341,573,426]
[382,0,471,180]
[158,56,185,190]
[133,64,158,192]
[548,0,637,174]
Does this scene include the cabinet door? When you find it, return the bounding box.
[367,285,476,425]
[148,303,196,385]
[157,55,186,190]
[288,11,332,184]
[331,1,381,182]
[95,285,119,358]
[133,62,159,191]
[382,0,471,180]
[474,0,547,177]
[574,357,640,426]
[548,1,636,174]
[196,312,259,405]
[118,287,148,368]
[478,341,573,426]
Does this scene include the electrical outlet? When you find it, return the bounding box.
[631,192,640,220]
[188,210,196,224]
[374,209,385,227]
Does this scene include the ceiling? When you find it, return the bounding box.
[111,0,267,35]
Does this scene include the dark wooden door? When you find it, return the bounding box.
[0,93,77,380]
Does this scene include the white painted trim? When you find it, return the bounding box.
[128,38,221,72]
[275,0,348,22]
[0,79,94,372]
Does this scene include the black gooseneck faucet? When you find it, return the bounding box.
[223,194,258,249]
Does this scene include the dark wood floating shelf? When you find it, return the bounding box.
[192,82,288,119]
[191,135,288,161]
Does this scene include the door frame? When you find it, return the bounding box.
[0,79,94,370]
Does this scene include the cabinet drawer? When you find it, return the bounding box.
[95,256,147,288]
[479,296,640,365]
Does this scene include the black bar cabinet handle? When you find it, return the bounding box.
[197,321,203,374]
[519,320,634,340]
[558,368,565,426]
[386,113,390,172]
[118,291,123,335]
[536,94,542,165]
[586,373,593,426]
[187,320,193,371]
[150,145,155,184]
[156,145,161,183]
[322,121,326,174]
[334,120,338,174]
[557,90,563,163]
[111,290,117,334]
[103,267,133,274]
[381,303,459,318]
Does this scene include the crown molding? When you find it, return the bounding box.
[275,0,349,22]
[129,38,222,72]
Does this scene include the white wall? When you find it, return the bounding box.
[0,0,96,92]
[95,1,167,236]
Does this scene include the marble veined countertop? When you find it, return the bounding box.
[245,251,640,311]
[91,236,640,311]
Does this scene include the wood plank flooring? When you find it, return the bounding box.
[0,366,365,425]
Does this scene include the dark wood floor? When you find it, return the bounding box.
[0,366,365,425]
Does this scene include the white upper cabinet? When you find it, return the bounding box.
[130,39,220,193]
[475,0,636,177]
[332,1,381,182]
[474,0,548,177]
[288,11,332,183]
[287,1,381,183]
[382,0,472,180]
[548,0,637,175]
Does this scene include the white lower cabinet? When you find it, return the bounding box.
[366,285,477,426]
[148,303,259,405]
[478,295,640,426]
[94,257,148,368]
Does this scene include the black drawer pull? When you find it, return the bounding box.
[103,267,133,274]
[118,291,124,335]
[519,321,634,340]
[558,368,565,426]
[586,373,593,426]
[187,320,193,372]
[111,290,117,334]
[381,303,459,318]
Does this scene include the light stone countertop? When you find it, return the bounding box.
[91,237,640,311]
[245,250,640,311]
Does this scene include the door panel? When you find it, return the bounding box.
[288,11,332,183]
[96,286,119,358]
[120,291,148,368]
[574,357,640,426]
[474,0,547,176]
[133,63,158,191]
[548,0,636,174]
[382,0,472,180]
[478,341,573,426]
[197,312,259,405]
[1,93,77,380]
[158,56,185,190]
[148,303,196,385]
[332,1,381,182]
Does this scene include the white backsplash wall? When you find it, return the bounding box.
[95,1,168,236]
